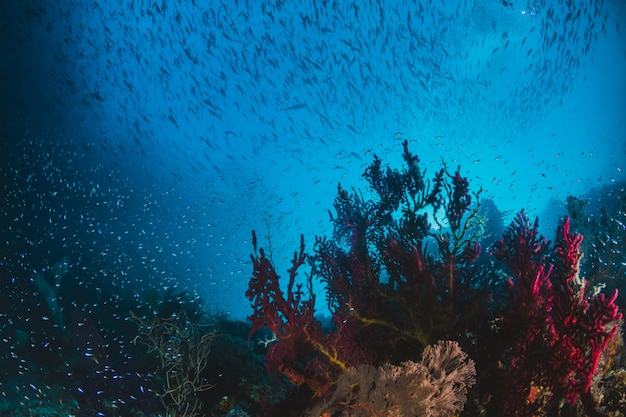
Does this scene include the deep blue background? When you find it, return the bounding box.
[1,0,625,320]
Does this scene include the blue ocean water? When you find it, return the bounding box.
[1,0,624,322]
[0,0,624,373]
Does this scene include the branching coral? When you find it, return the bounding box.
[130,290,218,417]
[246,231,339,395]
[492,211,622,416]
[309,141,486,359]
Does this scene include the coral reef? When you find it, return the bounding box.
[3,143,622,417]
[246,141,623,417]
[246,141,487,408]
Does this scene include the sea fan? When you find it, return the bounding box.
[306,340,475,417]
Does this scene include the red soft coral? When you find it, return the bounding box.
[548,217,622,405]
[492,212,622,416]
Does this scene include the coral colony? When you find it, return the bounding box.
[492,213,622,416]
[246,140,622,417]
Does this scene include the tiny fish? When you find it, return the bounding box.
[281,103,307,111]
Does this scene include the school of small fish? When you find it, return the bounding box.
[0,3,624,408]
